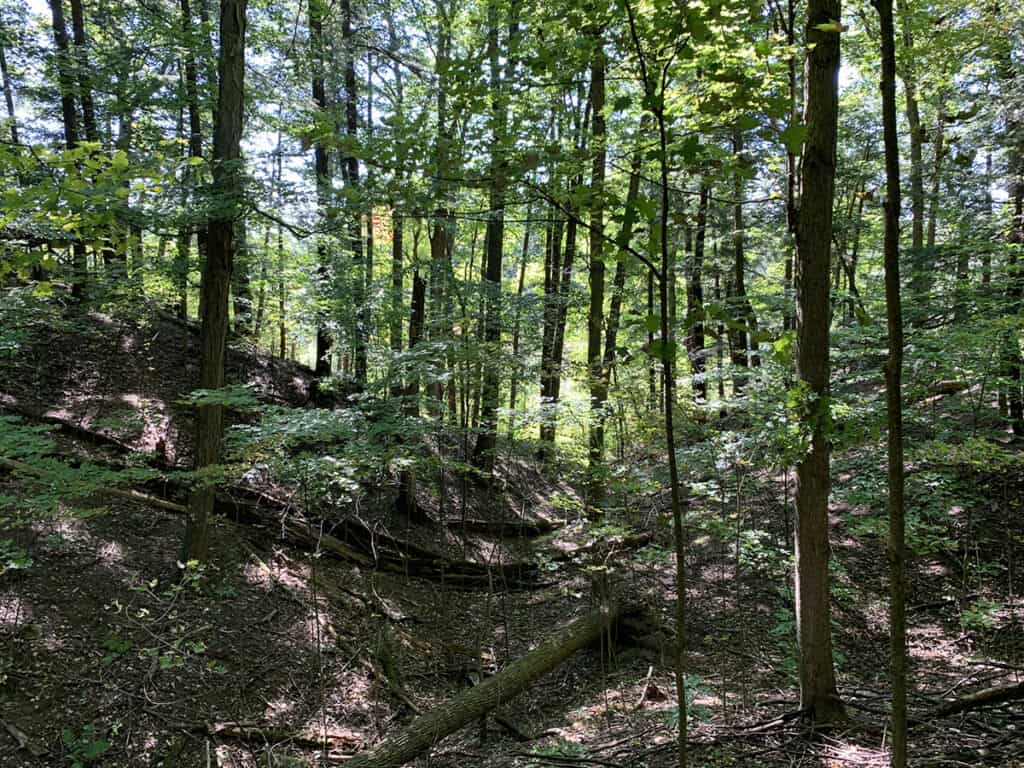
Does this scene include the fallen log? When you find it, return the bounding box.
[934,680,1024,717]
[342,601,625,768]
[445,517,563,537]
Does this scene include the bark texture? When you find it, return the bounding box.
[793,0,844,724]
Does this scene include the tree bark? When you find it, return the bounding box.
[68,0,98,144]
[345,602,624,768]
[183,0,247,563]
[473,0,508,471]
[877,0,907,761]
[310,0,333,377]
[897,0,926,297]
[0,35,19,144]
[47,0,87,300]
[342,0,367,387]
[686,181,709,403]
[793,0,844,724]
[586,32,607,508]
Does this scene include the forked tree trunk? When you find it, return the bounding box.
[793,0,844,724]
[183,0,247,563]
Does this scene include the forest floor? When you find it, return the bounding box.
[1,306,1023,767]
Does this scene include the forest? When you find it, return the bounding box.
[0,0,1022,765]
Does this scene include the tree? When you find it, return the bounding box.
[310,0,333,377]
[46,0,87,300]
[183,0,247,563]
[876,0,907,760]
[586,29,608,507]
[793,0,844,724]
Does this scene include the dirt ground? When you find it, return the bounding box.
[1,308,1022,767]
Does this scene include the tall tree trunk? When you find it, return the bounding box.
[180,0,208,317]
[601,126,644,412]
[925,108,946,252]
[507,213,531,438]
[47,0,87,300]
[793,0,844,724]
[342,0,367,386]
[310,0,333,377]
[68,0,98,144]
[538,210,565,449]
[232,217,253,336]
[730,128,757,391]
[897,0,926,298]
[472,0,507,471]
[184,0,247,563]
[0,35,19,144]
[983,151,993,286]
[878,0,907,761]
[782,0,798,333]
[586,32,607,507]
[386,6,405,364]
[277,221,286,359]
[686,181,709,403]
[175,101,191,322]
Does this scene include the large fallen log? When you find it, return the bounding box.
[934,680,1024,717]
[342,601,625,768]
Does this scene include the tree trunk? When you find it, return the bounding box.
[310,0,333,377]
[686,181,709,403]
[507,213,531,438]
[180,0,208,317]
[586,32,607,507]
[0,35,20,144]
[538,210,565,448]
[793,0,844,724]
[345,602,625,768]
[473,0,509,471]
[897,0,926,298]
[47,0,87,300]
[183,0,247,563]
[730,128,757,391]
[602,126,644,414]
[342,0,367,387]
[68,0,98,144]
[877,0,907,761]
[232,217,253,336]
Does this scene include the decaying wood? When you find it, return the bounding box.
[934,680,1024,717]
[343,601,625,768]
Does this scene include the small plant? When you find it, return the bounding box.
[528,739,584,765]
[961,599,1002,632]
[61,725,110,767]
[100,633,131,666]
[0,539,32,576]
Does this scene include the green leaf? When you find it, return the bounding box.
[814,20,845,33]
[780,123,808,154]
[647,339,678,362]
